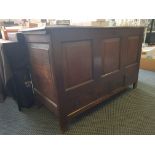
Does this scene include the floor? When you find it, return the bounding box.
[0,69,155,135]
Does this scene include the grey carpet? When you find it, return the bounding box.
[0,69,155,135]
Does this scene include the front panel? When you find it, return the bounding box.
[51,27,143,116]
[53,29,125,115]
[29,43,57,103]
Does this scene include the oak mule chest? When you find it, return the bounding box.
[21,26,144,132]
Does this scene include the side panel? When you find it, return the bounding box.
[24,33,58,115]
[29,44,57,102]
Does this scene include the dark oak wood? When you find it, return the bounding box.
[21,26,144,132]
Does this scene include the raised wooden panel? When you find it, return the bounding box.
[62,41,93,90]
[101,38,120,75]
[125,63,139,85]
[29,45,57,103]
[126,36,140,65]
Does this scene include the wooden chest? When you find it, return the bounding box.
[22,26,144,131]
